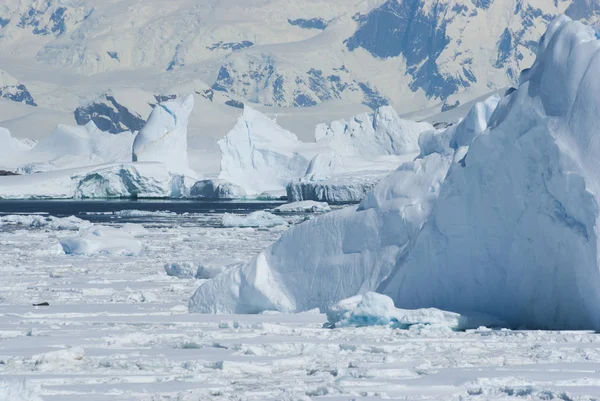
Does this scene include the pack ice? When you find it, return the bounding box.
[191,16,600,330]
[218,105,432,199]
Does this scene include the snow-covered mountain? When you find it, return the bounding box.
[1,0,599,174]
[1,0,599,108]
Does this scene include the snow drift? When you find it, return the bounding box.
[192,15,600,330]
[132,94,195,177]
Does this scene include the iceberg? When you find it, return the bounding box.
[218,106,319,195]
[383,15,600,330]
[218,106,431,197]
[286,176,378,203]
[133,94,196,178]
[314,106,432,158]
[189,151,452,314]
[190,179,246,199]
[192,15,600,330]
[0,163,176,199]
[60,224,144,256]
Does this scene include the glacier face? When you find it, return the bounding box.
[192,15,600,330]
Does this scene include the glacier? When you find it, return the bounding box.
[191,15,600,330]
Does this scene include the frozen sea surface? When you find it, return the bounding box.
[1,203,600,400]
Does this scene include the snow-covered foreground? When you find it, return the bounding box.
[2,212,600,400]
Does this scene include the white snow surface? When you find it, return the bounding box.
[193,15,600,330]
[133,95,196,178]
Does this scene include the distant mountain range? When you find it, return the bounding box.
[0,0,599,138]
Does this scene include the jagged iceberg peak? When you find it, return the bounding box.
[383,15,600,330]
[218,105,317,195]
[315,106,434,157]
[133,94,195,177]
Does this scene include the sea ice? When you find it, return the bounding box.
[60,224,143,256]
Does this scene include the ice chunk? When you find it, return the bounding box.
[60,225,143,256]
[286,176,378,203]
[190,179,246,199]
[164,261,198,279]
[273,200,331,213]
[165,259,242,279]
[221,211,288,228]
[133,95,196,177]
[326,292,505,330]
